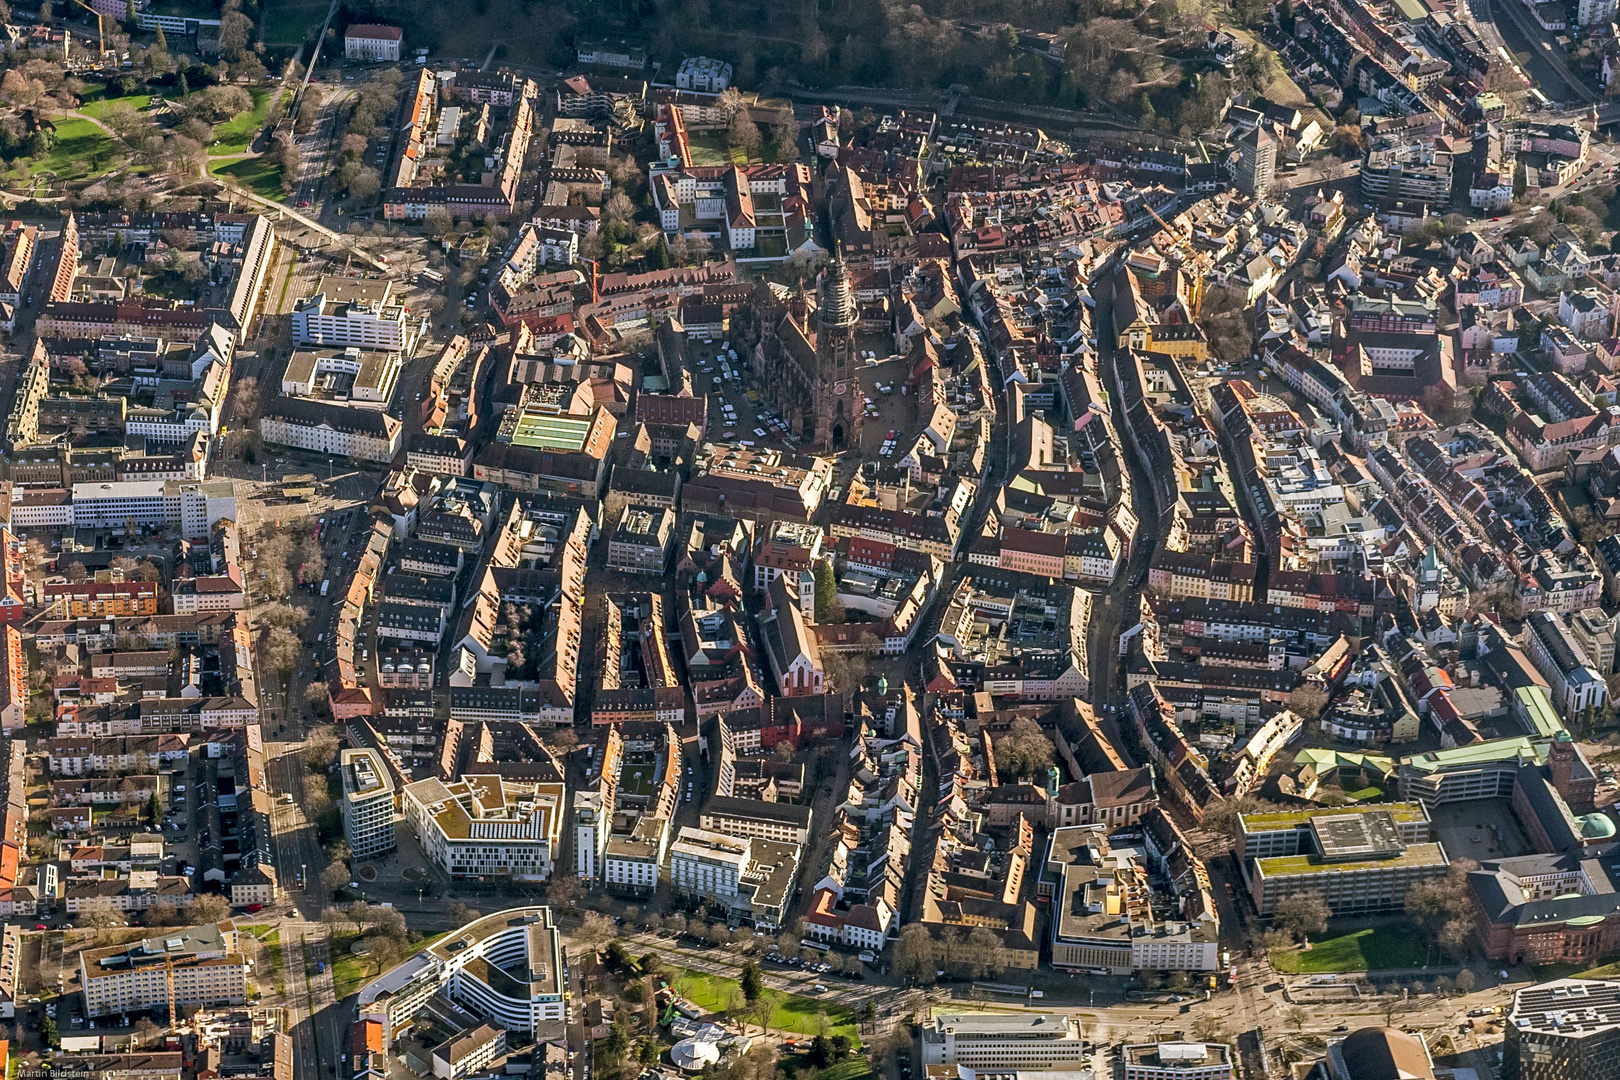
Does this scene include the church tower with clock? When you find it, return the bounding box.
[810,251,862,451]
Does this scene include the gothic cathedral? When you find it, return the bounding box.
[741,250,865,453]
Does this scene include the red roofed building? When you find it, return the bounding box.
[345,24,402,61]
[997,526,1068,578]
[171,570,246,615]
[0,529,24,624]
[0,625,22,730]
[843,536,898,572]
[802,885,895,953]
[329,682,375,721]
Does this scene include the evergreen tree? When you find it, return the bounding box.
[176,70,189,97]
[154,26,167,53]
[813,560,836,620]
[1280,0,1297,33]
[741,960,764,1002]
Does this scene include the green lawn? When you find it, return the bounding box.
[212,156,283,199]
[671,968,861,1043]
[1345,786,1385,801]
[16,118,118,181]
[790,1060,871,1080]
[1528,955,1620,980]
[211,88,273,156]
[330,946,372,999]
[688,132,731,167]
[332,931,448,999]
[1268,923,1429,973]
[79,93,153,120]
[264,1,329,44]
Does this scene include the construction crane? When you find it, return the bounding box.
[1139,195,1185,242]
[66,0,112,62]
[1136,197,1204,316]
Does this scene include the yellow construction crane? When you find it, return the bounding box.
[66,0,111,61]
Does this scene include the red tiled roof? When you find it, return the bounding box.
[346,24,402,40]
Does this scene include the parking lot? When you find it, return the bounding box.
[855,354,919,463]
[689,339,797,447]
[690,337,930,467]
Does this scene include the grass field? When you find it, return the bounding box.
[212,156,283,199]
[1528,955,1620,980]
[211,88,273,156]
[688,133,731,167]
[1268,923,1429,973]
[672,969,861,1043]
[332,931,448,999]
[264,1,328,44]
[79,92,152,119]
[19,118,118,180]
[786,1059,871,1080]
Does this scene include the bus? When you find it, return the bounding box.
[320,580,330,597]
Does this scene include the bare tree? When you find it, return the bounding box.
[229,375,260,420]
[188,893,230,925]
[304,729,340,771]
[573,911,616,959]
[321,859,350,894]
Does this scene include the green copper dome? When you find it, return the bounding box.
[1580,813,1617,840]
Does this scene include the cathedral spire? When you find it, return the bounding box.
[818,243,858,330]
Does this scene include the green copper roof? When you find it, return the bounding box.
[1403,736,1547,773]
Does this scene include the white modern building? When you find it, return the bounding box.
[10,489,73,529]
[668,827,749,898]
[603,822,664,894]
[356,906,565,1050]
[1525,611,1610,717]
[403,775,565,881]
[281,347,402,409]
[70,479,237,540]
[666,825,797,929]
[921,1014,1088,1068]
[1123,1043,1234,1080]
[573,789,610,881]
[341,748,397,862]
[79,921,248,1017]
[291,276,417,352]
[675,56,733,91]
